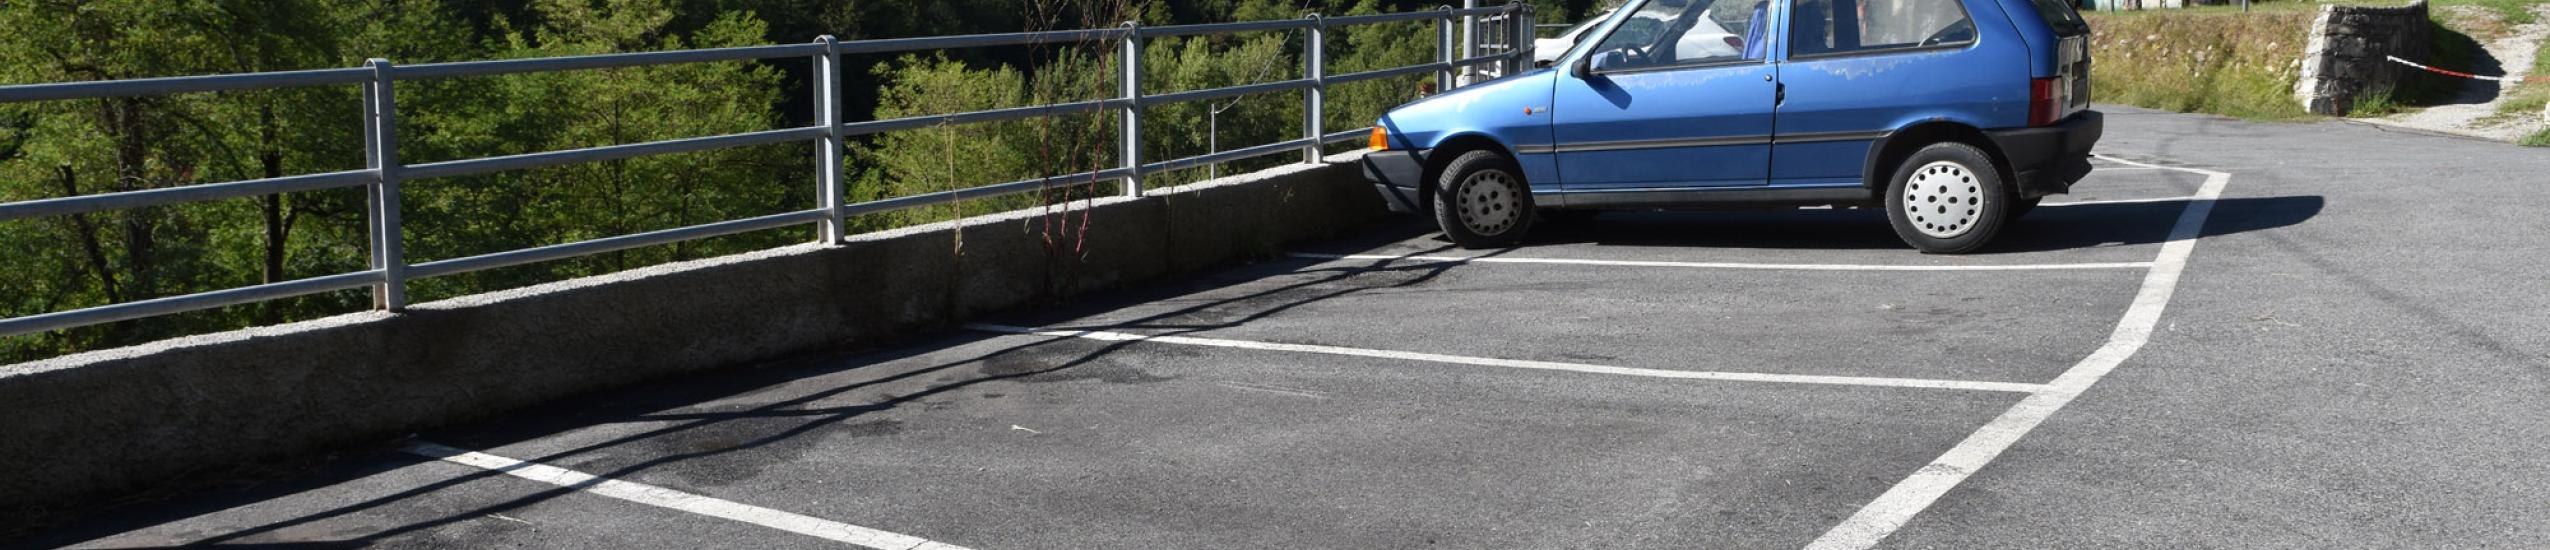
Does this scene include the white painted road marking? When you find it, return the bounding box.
[404,442,971,550]
[965,323,2050,394]
[1288,252,2154,272]
[1805,155,2232,549]
[2041,196,2196,207]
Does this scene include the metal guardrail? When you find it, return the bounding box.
[0,5,1535,338]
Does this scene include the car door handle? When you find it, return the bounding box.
[1775,82,1785,106]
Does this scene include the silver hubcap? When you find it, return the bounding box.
[1903,160,1985,239]
[1456,170,1521,236]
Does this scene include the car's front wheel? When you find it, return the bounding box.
[1884,142,2010,254]
[1432,150,1536,248]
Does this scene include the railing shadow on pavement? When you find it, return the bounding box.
[14,245,1497,549]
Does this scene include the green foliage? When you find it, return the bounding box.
[855,54,1055,227]
[0,0,465,360]
[399,2,800,301]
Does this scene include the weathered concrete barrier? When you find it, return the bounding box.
[2293,0,2431,115]
[0,152,1384,518]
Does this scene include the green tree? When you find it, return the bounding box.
[0,0,467,360]
[397,0,798,299]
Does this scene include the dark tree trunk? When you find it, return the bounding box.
[54,165,123,306]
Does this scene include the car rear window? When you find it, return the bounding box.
[2028,0,2089,36]
[1790,0,1976,57]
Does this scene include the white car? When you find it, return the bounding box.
[1534,5,1753,67]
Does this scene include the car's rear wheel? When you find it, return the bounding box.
[1884,143,2009,254]
[1432,150,1535,248]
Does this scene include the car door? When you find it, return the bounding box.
[1770,0,2023,186]
[1550,0,1778,196]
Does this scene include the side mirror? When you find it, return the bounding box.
[1588,50,1630,74]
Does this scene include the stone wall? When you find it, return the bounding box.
[2294,1,2431,115]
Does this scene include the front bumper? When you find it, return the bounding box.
[1361,149,1428,213]
[1987,110,2103,198]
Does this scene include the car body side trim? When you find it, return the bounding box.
[1548,183,1872,208]
[1772,130,1890,144]
[1515,134,1773,155]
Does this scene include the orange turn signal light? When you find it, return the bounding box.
[1368,126,1389,151]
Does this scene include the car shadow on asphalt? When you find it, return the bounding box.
[1345,195,2322,255]
[6,246,1499,550]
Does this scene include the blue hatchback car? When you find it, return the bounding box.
[1363,0,2098,253]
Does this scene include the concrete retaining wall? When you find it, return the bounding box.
[2294,1,2431,115]
[0,152,1385,518]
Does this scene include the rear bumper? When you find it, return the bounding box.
[1987,110,2103,198]
[1361,149,1428,213]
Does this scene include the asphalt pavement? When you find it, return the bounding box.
[13,105,2548,549]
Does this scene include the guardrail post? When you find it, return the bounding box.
[1119,22,1144,197]
[1460,0,1477,86]
[1516,3,1536,72]
[1436,8,1455,92]
[1499,3,1519,74]
[1302,14,1325,164]
[814,36,845,244]
[363,58,408,311]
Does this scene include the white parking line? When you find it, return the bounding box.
[1287,253,2153,272]
[1806,156,2231,550]
[965,323,2050,394]
[2041,196,2193,207]
[404,442,970,550]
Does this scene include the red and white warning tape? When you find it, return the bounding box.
[2385,55,2550,83]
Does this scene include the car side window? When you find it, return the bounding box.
[1789,0,1976,58]
[1586,0,1769,72]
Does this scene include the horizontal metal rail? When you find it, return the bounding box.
[1328,10,1456,26]
[0,3,1533,339]
[0,68,375,103]
[1451,53,1511,68]
[835,28,1131,55]
[1146,137,1321,174]
[1329,63,1449,86]
[841,168,1133,217]
[408,209,829,279]
[1140,18,1316,37]
[0,169,375,221]
[404,126,826,180]
[398,44,827,80]
[838,98,1128,137]
[1144,78,1316,106]
[0,270,384,338]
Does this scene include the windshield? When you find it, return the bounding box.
[1561,0,1643,61]
[1557,10,1608,40]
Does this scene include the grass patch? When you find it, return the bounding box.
[2498,11,2550,141]
[2087,9,2318,120]
[2349,90,2409,115]
[2430,0,2540,25]
[2464,3,2547,146]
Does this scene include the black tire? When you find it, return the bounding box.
[1431,150,1536,248]
[2007,196,2042,221]
[1883,142,2010,254]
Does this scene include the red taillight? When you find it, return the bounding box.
[2028,77,2062,127]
